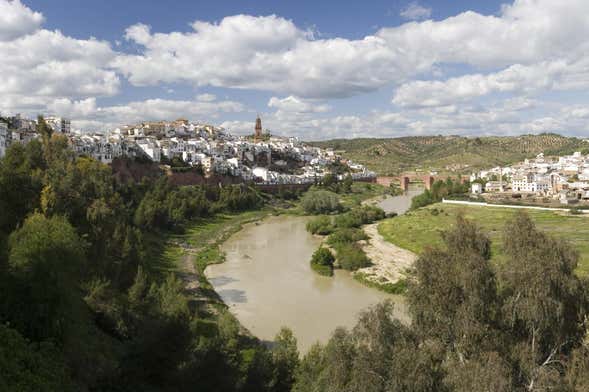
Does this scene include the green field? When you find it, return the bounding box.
[379,203,589,276]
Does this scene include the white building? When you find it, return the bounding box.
[136,139,161,162]
[45,116,71,134]
[471,182,483,194]
[511,172,551,193]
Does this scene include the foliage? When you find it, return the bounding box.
[271,328,299,392]
[292,302,446,392]
[326,228,368,245]
[0,324,72,391]
[0,135,294,391]
[295,214,589,391]
[310,248,335,277]
[333,205,385,228]
[305,216,333,235]
[7,214,86,342]
[134,177,211,229]
[410,177,469,210]
[300,190,341,214]
[0,140,44,236]
[333,243,370,271]
[311,247,335,267]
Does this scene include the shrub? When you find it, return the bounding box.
[326,228,368,245]
[306,216,334,235]
[300,190,342,214]
[311,247,335,266]
[310,247,335,276]
[310,262,333,277]
[334,205,386,228]
[334,243,371,271]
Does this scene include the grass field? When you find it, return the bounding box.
[378,203,589,276]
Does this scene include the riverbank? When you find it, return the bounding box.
[163,209,274,313]
[354,223,417,293]
[348,188,422,293]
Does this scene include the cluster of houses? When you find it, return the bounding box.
[0,114,375,185]
[0,114,70,155]
[470,152,589,205]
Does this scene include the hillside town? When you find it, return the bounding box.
[470,151,589,205]
[0,114,375,185]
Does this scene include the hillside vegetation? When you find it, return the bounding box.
[310,133,588,175]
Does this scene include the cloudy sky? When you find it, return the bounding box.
[2,0,589,139]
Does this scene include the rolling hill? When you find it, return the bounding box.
[309,133,589,176]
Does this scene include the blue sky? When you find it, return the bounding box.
[2,0,589,139]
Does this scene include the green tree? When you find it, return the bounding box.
[36,115,53,144]
[0,324,72,392]
[408,215,500,358]
[342,174,353,193]
[501,211,586,390]
[7,214,86,342]
[300,190,341,214]
[0,142,44,235]
[271,327,299,392]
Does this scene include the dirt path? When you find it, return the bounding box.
[357,223,417,284]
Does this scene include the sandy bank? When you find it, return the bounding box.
[356,223,417,285]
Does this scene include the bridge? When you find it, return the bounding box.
[376,175,436,191]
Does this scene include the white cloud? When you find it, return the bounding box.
[3,0,589,138]
[392,61,568,108]
[113,14,397,98]
[111,1,589,101]
[0,2,119,121]
[67,98,245,131]
[400,2,432,21]
[0,0,44,41]
[196,93,217,102]
[268,96,330,113]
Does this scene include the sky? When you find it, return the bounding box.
[2,0,589,140]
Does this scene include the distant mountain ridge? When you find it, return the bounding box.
[309,133,589,176]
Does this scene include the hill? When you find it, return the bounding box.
[309,133,588,176]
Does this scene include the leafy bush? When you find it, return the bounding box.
[311,247,335,266]
[334,243,370,271]
[310,247,335,276]
[300,190,342,214]
[410,177,469,210]
[334,205,385,228]
[326,228,368,245]
[306,216,334,235]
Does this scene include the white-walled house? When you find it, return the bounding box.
[471,182,483,194]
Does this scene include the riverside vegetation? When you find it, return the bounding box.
[305,194,387,274]
[3,121,589,391]
[294,212,589,392]
[0,121,299,392]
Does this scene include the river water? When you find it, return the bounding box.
[376,185,424,214]
[205,187,421,352]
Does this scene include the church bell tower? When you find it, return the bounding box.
[254,115,262,142]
